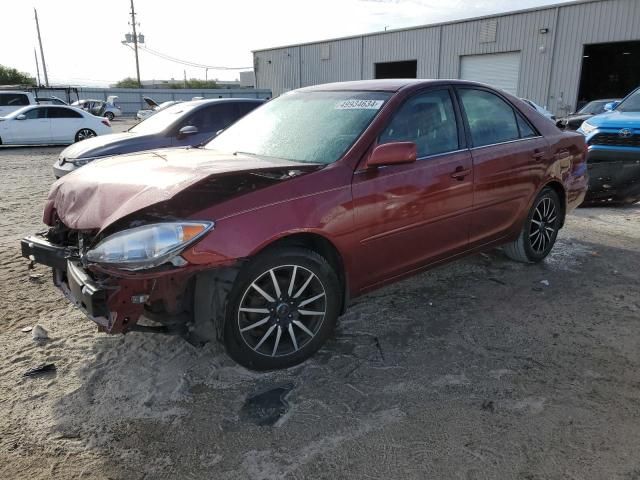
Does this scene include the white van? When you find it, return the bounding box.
[0,91,36,117]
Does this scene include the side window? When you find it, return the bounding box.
[459,89,519,147]
[23,108,46,119]
[0,93,30,106]
[48,107,82,118]
[516,112,537,138]
[182,104,237,133]
[379,89,459,157]
[237,102,260,117]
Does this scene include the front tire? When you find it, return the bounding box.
[75,128,96,142]
[224,247,341,370]
[504,187,562,263]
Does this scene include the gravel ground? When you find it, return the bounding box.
[1,123,639,479]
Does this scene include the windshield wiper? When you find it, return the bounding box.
[233,151,258,156]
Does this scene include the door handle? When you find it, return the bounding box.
[451,166,471,181]
[532,149,545,160]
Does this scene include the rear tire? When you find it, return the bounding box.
[104,112,115,121]
[75,129,96,142]
[224,247,341,370]
[504,187,562,263]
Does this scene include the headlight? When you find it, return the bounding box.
[70,158,90,166]
[86,221,213,270]
[578,121,597,135]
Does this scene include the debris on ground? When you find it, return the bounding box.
[20,326,33,333]
[540,280,550,286]
[481,400,496,413]
[239,383,294,426]
[23,363,56,377]
[31,325,48,340]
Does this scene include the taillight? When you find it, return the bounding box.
[101,119,111,127]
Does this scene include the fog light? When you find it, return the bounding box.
[131,294,150,304]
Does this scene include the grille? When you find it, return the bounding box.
[590,132,640,148]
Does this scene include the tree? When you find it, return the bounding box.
[0,65,35,85]
[114,77,141,88]
[170,78,219,89]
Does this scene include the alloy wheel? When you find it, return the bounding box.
[237,265,327,357]
[529,197,557,254]
[76,129,96,141]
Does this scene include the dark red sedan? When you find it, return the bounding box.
[22,80,588,370]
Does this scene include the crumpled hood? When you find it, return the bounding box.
[59,132,139,159]
[45,148,314,231]
[587,110,640,128]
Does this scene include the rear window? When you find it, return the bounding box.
[0,93,30,107]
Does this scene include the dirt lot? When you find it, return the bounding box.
[1,122,639,479]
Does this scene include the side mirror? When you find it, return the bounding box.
[366,142,417,168]
[604,101,619,112]
[16,114,26,120]
[178,125,199,137]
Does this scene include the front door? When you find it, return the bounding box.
[351,88,473,291]
[10,107,51,144]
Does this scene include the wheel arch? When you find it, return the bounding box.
[541,180,567,227]
[254,232,349,314]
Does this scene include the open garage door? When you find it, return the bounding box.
[577,41,640,108]
[460,52,521,95]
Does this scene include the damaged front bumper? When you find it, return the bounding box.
[21,233,195,334]
[585,146,640,204]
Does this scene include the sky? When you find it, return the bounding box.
[2,0,575,87]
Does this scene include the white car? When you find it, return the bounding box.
[520,98,556,121]
[0,91,37,117]
[72,96,122,121]
[136,100,182,120]
[0,105,111,145]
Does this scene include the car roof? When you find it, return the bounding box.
[297,79,492,93]
[186,98,266,107]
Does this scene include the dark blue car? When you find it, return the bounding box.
[53,98,264,178]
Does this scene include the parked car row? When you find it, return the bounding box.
[21,79,589,370]
[53,98,264,177]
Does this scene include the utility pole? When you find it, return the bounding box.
[130,0,141,86]
[34,8,49,87]
[34,48,41,87]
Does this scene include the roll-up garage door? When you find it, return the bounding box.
[459,51,521,95]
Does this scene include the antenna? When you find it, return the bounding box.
[34,8,49,87]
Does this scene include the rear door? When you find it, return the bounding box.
[48,107,84,143]
[455,87,548,246]
[351,87,473,290]
[7,107,51,144]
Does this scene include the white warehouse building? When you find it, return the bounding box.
[253,0,640,116]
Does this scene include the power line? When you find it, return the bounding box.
[127,43,251,70]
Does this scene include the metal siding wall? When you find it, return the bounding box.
[36,88,272,115]
[548,0,640,115]
[300,39,362,87]
[439,8,558,108]
[254,48,301,97]
[362,27,440,79]
[253,0,639,112]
